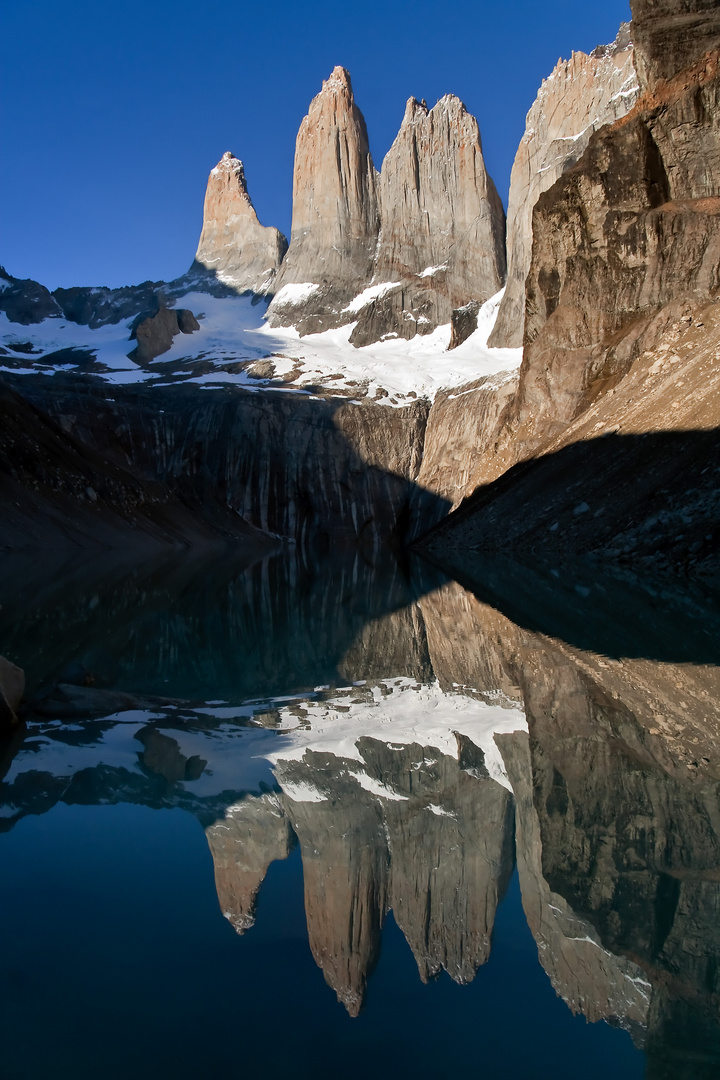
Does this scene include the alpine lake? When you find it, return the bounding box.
[1,545,718,1080]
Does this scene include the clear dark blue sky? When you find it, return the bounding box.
[1,0,631,289]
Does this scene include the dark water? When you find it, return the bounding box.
[1,548,719,1079]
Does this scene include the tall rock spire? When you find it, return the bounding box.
[376,94,505,303]
[267,66,380,332]
[192,151,288,294]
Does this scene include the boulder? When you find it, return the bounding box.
[448,301,480,350]
[130,304,199,362]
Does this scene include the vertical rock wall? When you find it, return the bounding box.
[488,26,639,348]
[267,67,380,332]
[348,96,505,348]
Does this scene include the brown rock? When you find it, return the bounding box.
[423,7,720,563]
[177,309,199,334]
[193,152,288,294]
[130,305,199,362]
[448,301,481,351]
[632,0,720,90]
[205,794,293,934]
[366,95,505,343]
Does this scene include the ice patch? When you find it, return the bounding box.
[0,284,522,405]
[348,770,408,801]
[281,780,327,803]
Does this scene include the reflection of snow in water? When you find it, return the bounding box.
[2,677,527,805]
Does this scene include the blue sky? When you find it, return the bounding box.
[1,0,631,289]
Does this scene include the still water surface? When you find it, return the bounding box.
[1,549,718,1079]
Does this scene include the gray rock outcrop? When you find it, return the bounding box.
[192,151,288,294]
[0,266,62,325]
[488,26,639,348]
[129,305,199,362]
[267,66,380,333]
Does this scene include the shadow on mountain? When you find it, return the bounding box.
[418,427,720,577]
[0,546,441,701]
[0,369,448,555]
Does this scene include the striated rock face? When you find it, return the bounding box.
[488,26,639,348]
[498,730,651,1032]
[632,0,720,90]
[408,368,519,537]
[192,152,288,294]
[275,736,514,1014]
[266,72,505,345]
[7,374,441,553]
[267,67,380,333]
[349,95,505,346]
[376,96,505,294]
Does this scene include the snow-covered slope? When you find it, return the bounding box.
[0,288,521,406]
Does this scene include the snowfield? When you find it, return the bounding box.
[0,286,521,405]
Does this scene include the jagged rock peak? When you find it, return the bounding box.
[488,28,639,349]
[347,92,505,349]
[267,65,380,330]
[193,151,288,296]
[591,20,633,60]
[321,63,353,92]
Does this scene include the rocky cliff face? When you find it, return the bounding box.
[273,736,514,1015]
[423,0,720,571]
[267,67,380,333]
[206,793,293,933]
[192,151,288,294]
[3,373,440,554]
[3,549,719,1065]
[488,26,639,348]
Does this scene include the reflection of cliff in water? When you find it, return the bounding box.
[1,552,719,1073]
[203,570,720,1073]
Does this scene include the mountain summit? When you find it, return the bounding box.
[193,151,288,294]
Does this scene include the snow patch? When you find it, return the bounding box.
[271,282,321,307]
[418,264,448,278]
[342,282,399,315]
